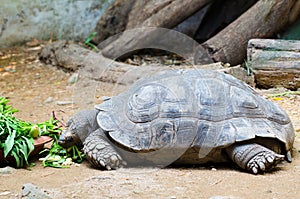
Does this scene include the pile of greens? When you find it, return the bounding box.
[40,141,84,168]
[0,96,84,168]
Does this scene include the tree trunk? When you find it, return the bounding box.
[202,0,299,65]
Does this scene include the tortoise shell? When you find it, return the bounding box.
[95,69,294,155]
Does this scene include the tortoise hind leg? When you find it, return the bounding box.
[83,129,126,170]
[225,143,284,174]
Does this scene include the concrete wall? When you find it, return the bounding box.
[0,0,113,48]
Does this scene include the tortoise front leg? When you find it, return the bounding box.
[225,143,284,174]
[83,129,126,170]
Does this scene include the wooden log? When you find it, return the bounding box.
[194,0,258,42]
[93,0,211,45]
[39,40,161,85]
[92,0,136,45]
[202,0,300,65]
[100,0,213,60]
[126,0,174,29]
[173,4,211,38]
[98,27,213,64]
[40,41,253,86]
[128,0,213,29]
[247,39,300,90]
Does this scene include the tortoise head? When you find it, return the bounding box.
[58,109,99,148]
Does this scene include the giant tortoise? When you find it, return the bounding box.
[58,69,294,174]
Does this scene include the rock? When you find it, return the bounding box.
[44,97,54,104]
[0,166,16,175]
[68,73,79,84]
[0,191,11,196]
[56,101,74,106]
[22,183,52,199]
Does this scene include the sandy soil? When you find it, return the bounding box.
[0,45,300,199]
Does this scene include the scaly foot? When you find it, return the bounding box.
[247,151,284,174]
[83,129,126,170]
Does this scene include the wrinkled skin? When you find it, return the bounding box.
[58,109,99,148]
[58,109,126,170]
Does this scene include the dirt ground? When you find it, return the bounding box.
[0,45,300,199]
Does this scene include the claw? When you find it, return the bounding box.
[252,161,258,169]
[100,160,105,167]
[258,161,265,171]
[286,151,292,162]
[247,150,284,174]
[266,156,274,163]
[261,157,266,164]
[252,167,258,174]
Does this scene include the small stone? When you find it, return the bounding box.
[169,196,176,199]
[56,101,74,106]
[68,73,79,84]
[211,168,217,171]
[0,191,11,196]
[44,97,54,103]
[22,183,52,199]
[0,166,16,175]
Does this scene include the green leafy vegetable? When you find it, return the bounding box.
[0,97,60,167]
[0,96,85,168]
[37,113,85,168]
[4,129,16,157]
[40,137,85,168]
[0,97,35,167]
